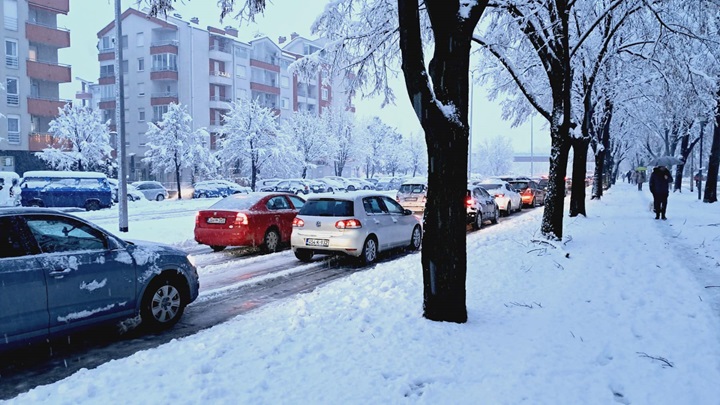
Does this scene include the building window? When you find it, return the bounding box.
[139,133,146,147]
[100,84,115,101]
[281,76,289,88]
[234,47,248,58]
[6,115,20,144]
[281,97,289,109]
[5,39,18,68]
[136,32,144,47]
[100,64,114,78]
[101,36,114,51]
[6,77,18,105]
[122,60,129,74]
[138,83,145,97]
[121,35,128,49]
[152,54,177,72]
[321,88,328,101]
[138,108,146,122]
[3,0,18,31]
[137,57,144,72]
[236,64,246,79]
[153,105,169,122]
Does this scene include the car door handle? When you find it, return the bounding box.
[373,218,380,224]
[49,269,72,277]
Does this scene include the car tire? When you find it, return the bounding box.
[491,205,499,224]
[140,276,186,331]
[473,212,483,230]
[262,228,281,253]
[85,200,100,211]
[327,187,334,193]
[294,249,313,262]
[359,237,378,265]
[505,202,512,217]
[210,245,226,252]
[408,225,422,250]
[156,194,165,201]
[531,197,538,208]
[198,192,208,198]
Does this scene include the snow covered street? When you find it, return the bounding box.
[4,182,720,404]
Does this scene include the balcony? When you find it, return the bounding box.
[28,132,70,152]
[209,71,232,86]
[150,40,179,55]
[26,59,71,83]
[25,21,70,48]
[151,92,179,106]
[250,82,280,95]
[29,0,70,15]
[209,95,232,109]
[151,68,178,81]
[98,51,114,61]
[209,44,232,61]
[27,96,70,117]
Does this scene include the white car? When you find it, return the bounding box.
[291,192,422,264]
[108,179,145,202]
[478,180,523,216]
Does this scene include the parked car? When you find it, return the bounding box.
[108,179,145,202]
[323,176,364,191]
[291,191,422,265]
[273,179,311,195]
[396,178,428,213]
[376,177,404,191]
[131,181,169,201]
[0,208,200,351]
[508,179,547,207]
[192,180,250,198]
[348,178,376,190]
[306,180,327,193]
[314,178,346,193]
[194,192,306,252]
[0,171,21,207]
[478,180,523,216]
[257,178,283,192]
[21,171,113,211]
[467,185,499,230]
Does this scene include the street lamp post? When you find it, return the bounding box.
[115,0,128,231]
[699,120,706,200]
[468,70,474,180]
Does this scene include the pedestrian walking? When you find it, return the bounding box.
[649,165,673,220]
[636,170,646,191]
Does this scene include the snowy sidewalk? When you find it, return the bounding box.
[6,182,720,404]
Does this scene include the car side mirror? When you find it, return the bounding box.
[403,209,413,215]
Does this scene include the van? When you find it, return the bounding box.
[0,171,21,207]
[396,178,428,213]
[20,171,113,211]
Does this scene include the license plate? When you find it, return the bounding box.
[405,197,417,201]
[207,217,226,224]
[306,238,329,247]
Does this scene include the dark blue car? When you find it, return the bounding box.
[20,171,113,211]
[192,180,250,198]
[0,208,200,351]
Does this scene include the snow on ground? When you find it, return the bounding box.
[5,182,720,404]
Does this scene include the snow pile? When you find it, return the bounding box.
[6,182,720,404]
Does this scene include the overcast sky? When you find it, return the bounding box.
[58,0,549,155]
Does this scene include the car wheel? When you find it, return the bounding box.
[359,237,378,265]
[156,194,165,201]
[294,249,313,262]
[517,201,522,212]
[491,205,499,224]
[408,225,422,250]
[85,200,100,211]
[505,202,512,217]
[473,212,483,230]
[210,245,226,252]
[29,200,44,207]
[327,187,334,193]
[198,192,208,198]
[262,228,281,253]
[140,276,186,331]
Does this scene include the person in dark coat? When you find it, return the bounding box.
[649,165,673,220]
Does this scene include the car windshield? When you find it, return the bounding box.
[209,194,262,210]
[299,199,354,217]
[481,183,502,190]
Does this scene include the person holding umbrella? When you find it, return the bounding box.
[649,165,673,220]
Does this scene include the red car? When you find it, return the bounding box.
[194,192,306,252]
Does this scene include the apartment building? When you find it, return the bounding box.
[0,0,72,174]
[95,8,353,182]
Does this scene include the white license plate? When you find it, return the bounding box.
[306,238,329,247]
[405,197,418,201]
[207,217,226,224]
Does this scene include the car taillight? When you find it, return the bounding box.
[195,212,200,226]
[524,189,533,195]
[466,197,473,207]
[336,219,362,229]
[495,193,505,198]
[293,217,305,227]
[235,213,248,225]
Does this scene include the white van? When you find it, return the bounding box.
[0,171,21,207]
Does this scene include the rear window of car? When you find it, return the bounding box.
[398,184,426,194]
[299,199,354,217]
[209,194,262,210]
[481,183,501,189]
[510,181,529,190]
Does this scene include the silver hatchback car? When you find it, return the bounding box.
[290,192,422,264]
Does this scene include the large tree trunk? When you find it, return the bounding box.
[175,161,182,200]
[542,125,571,239]
[569,137,588,215]
[674,133,691,192]
[398,0,484,323]
[704,107,720,203]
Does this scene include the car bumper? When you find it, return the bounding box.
[521,195,534,204]
[194,228,257,247]
[291,229,368,257]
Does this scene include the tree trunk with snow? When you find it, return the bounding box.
[705,97,720,203]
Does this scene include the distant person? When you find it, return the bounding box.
[635,170,646,191]
[626,170,632,183]
[649,165,673,220]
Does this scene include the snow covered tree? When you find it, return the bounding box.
[475,134,514,177]
[35,104,113,173]
[216,97,279,191]
[322,106,358,177]
[405,131,428,178]
[383,129,407,177]
[361,117,389,178]
[142,103,218,199]
[280,110,332,178]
